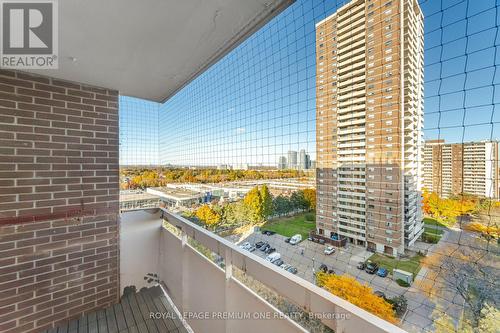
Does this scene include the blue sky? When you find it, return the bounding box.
[120,0,500,166]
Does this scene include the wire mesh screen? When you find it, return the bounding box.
[119,96,160,166]
[119,0,500,332]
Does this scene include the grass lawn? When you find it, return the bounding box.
[262,212,315,239]
[368,253,424,277]
[424,225,444,235]
[423,217,447,228]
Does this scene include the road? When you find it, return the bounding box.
[238,230,476,333]
[240,232,434,330]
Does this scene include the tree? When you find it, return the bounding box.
[422,188,432,215]
[223,201,250,225]
[421,239,500,329]
[260,185,273,220]
[302,188,316,211]
[464,222,499,240]
[290,190,308,211]
[423,191,480,227]
[195,205,221,228]
[243,186,263,223]
[477,303,500,333]
[316,272,397,324]
[273,195,291,217]
[432,307,458,333]
[390,295,408,317]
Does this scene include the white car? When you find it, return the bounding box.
[324,246,335,255]
[266,252,281,262]
[289,234,302,245]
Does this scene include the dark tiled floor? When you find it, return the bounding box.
[43,286,189,333]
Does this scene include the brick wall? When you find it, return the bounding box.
[0,70,120,333]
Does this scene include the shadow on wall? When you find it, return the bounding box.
[120,209,163,294]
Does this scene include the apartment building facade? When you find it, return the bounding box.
[315,0,424,256]
[423,140,500,198]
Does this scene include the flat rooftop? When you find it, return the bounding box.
[147,187,203,200]
[120,190,161,202]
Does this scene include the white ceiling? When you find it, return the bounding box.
[28,0,292,102]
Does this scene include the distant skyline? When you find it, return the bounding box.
[119,0,500,166]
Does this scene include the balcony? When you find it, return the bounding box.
[113,209,404,333]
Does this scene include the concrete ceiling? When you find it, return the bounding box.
[28,0,293,102]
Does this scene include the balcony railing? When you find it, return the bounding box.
[142,209,407,333]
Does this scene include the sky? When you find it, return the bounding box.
[119,0,500,166]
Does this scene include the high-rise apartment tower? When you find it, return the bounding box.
[288,150,298,169]
[315,0,424,256]
[424,140,499,198]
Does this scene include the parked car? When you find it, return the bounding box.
[327,269,335,274]
[376,267,388,277]
[365,261,379,274]
[319,264,328,273]
[307,236,313,241]
[266,252,280,262]
[281,264,292,270]
[247,246,256,252]
[239,242,251,250]
[265,247,276,254]
[374,291,386,299]
[266,252,281,262]
[356,261,366,270]
[289,234,302,245]
[261,230,276,236]
[324,246,335,255]
[260,243,270,252]
[284,237,290,243]
[255,241,265,248]
[286,266,298,274]
[273,259,284,266]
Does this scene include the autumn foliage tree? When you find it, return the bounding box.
[243,185,273,223]
[195,205,221,228]
[302,188,316,211]
[260,185,273,220]
[121,167,306,189]
[422,189,477,226]
[315,272,397,324]
[464,222,499,240]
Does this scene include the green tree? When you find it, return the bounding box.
[273,195,291,217]
[291,190,308,211]
[223,201,249,225]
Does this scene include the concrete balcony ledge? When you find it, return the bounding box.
[121,209,407,333]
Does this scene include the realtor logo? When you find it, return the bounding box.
[0,0,58,68]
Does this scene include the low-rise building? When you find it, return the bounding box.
[119,190,161,212]
[147,187,205,208]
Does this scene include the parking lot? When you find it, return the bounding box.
[241,231,410,299]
